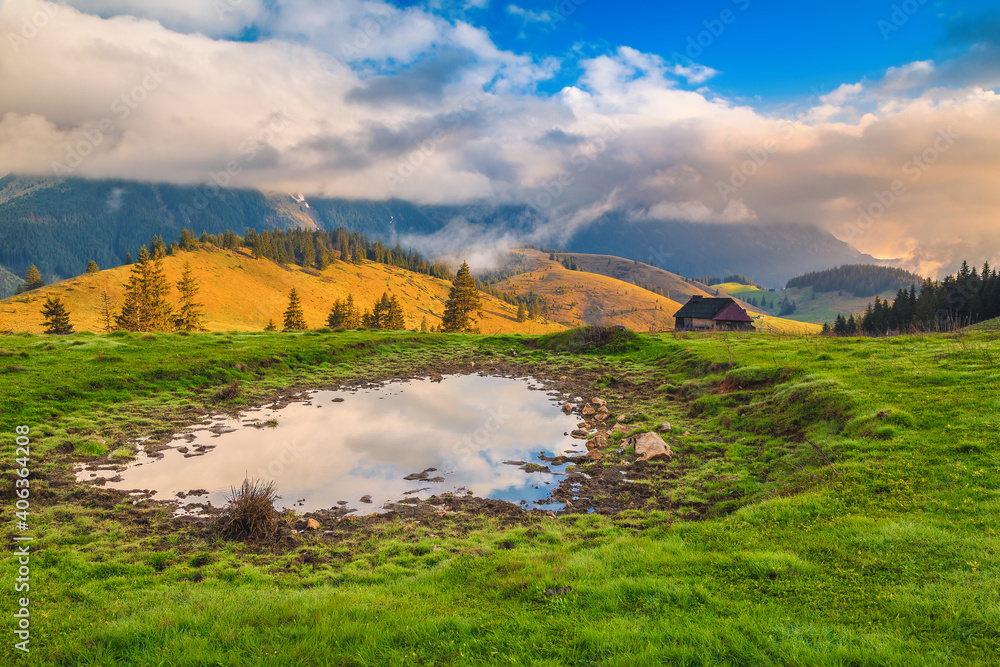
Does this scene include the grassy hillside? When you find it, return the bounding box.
[0,328,997,663]
[504,250,820,334]
[551,252,717,303]
[0,246,563,335]
[496,250,684,331]
[728,285,901,325]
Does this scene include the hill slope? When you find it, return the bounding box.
[489,250,821,334]
[492,250,684,331]
[0,247,564,335]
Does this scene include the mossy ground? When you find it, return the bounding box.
[1,327,998,665]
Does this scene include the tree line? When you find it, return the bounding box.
[829,260,1000,335]
[787,264,923,297]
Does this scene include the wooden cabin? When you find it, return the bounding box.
[674,296,754,331]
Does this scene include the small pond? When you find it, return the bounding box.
[78,375,587,514]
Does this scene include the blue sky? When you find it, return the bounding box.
[418,0,998,100]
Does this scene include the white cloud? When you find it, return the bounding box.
[1,0,999,275]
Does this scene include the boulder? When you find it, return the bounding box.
[591,398,606,407]
[633,432,673,462]
[611,423,630,435]
[587,434,608,450]
[657,422,672,433]
[616,414,627,423]
[561,402,574,415]
[582,404,596,416]
[570,429,589,439]
[586,449,604,460]
[594,407,610,422]
[295,518,321,531]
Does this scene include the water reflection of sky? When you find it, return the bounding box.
[82,375,584,514]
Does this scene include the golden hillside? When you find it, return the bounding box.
[493,250,684,331]
[0,246,565,335]
[496,249,821,334]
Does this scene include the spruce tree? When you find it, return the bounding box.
[125,252,132,265]
[99,291,116,333]
[115,246,173,332]
[24,265,44,291]
[344,294,360,329]
[420,316,429,332]
[41,295,73,335]
[440,262,483,333]
[516,301,528,322]
[352,242,364,265]
[264,319,277,331]
[327,298,349,329]
[283,288,307,331]
[86,260,99,275]
[387,294,405,330]
[174,262,207,331]
[151,235,168,260]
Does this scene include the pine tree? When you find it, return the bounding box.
[283,288,307,331]
[387,295,405,330]
[264,319,277,331]
[115,246,174,332]
[529,300,541,320]
[151,235,167,260]
[516,301,528,322]
[344,294,360,329]
[125,252,132,265]
[440,262,483,333]
[420,316,429,332]
[174,262,206,331]
[41,295,73,335]
[86,260,99,275]
[352,242,364,265]
[23,265,44,291]
[99,291,116,333]
[179,228,197,251]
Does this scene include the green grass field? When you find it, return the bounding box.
[1,327,998,665]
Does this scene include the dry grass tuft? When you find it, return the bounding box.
[214,380,242,401]
[217,478,281,542]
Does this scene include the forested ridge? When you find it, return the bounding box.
[786,264,923,296]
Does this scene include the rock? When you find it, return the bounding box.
[295,518,321,531]
[591,398,606,407]
[616,414,627,423]
[658,422,672,433]
[360,495,372,504]
[586,449,604,460]
[561,402,574,415]
[582,404,596,416]
[633,432,673,462]
[683,431,691,436]
[594,407,610,422]
[587,434,608,450]
[570,429,589,439]
[611,423,630,435]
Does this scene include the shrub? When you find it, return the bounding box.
[217,478,280,542]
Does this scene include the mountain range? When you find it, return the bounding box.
[0,175,889,293]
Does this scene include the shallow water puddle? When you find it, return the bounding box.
[79,375,585,514]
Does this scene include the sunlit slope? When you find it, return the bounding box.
[0,246,565,335]
[495,250,684,331]
[497,250,820,334]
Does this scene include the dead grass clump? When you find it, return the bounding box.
[214,380,242,401]
[218,478,280,542]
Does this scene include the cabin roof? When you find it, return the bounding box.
[674,296,752,322]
